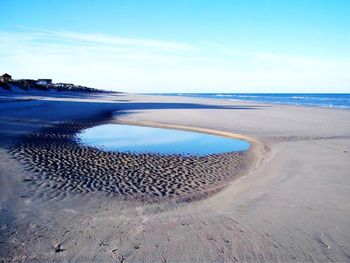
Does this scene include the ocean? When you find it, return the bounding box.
[154,93,350,109]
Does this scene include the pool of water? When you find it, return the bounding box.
[77,124,250,156]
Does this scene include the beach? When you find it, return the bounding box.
[1,92,350,262]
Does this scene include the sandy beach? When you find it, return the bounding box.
[1,91,350,262]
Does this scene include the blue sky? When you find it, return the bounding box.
[1,0,349,92]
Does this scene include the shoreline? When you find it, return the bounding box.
[1,91,350,262]
[147,93,350,110]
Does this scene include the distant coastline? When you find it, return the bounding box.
[0,73,112,93]
[150,93,350,109]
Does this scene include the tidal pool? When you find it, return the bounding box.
[77,124,250,156]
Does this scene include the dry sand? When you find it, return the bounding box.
[0,91,350,262]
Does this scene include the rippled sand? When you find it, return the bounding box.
[9,120,249,202]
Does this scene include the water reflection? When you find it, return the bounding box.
[77,124,249,156]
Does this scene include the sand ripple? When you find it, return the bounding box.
[9,121,249,202]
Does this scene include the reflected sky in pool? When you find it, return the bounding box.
[77,124,250,156]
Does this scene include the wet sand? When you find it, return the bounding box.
[1,92,350,262]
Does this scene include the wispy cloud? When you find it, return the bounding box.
[0,28,349,92]
[0,28,204,65]
[15,26,198,51]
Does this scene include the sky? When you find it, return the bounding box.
[1,0,349,93]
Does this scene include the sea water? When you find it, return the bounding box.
[152,93,350,109]
[77,124,250,156]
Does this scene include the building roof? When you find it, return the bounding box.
[1,73,12,78]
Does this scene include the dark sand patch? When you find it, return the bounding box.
[9,121,250,202]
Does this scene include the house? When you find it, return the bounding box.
[0,73,12,83]
[54,83,74,89]
[36,79,52,86]
[17,79,36,89]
